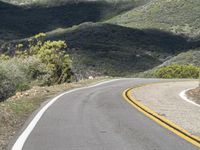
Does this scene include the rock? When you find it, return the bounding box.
[12,96,17,100]
[88,76,94,79]
[24,93,29,96]
[15,92,22,98]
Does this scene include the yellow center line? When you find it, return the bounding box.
[123,88,200,148]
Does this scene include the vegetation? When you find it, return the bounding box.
[154,64,200,79]
[2,0,200,149]
[16,33,73,84]
[1,0,200,78]
[109,0,200,37]
[0,33,72,101]
[1,0,200,77]
[0,0,151,40]
[41,22,200,76]
[160,50,200,67]
[0,57,43,101]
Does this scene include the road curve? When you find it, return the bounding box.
[10,79,199,150]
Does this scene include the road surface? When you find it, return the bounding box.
[10,79,199,150]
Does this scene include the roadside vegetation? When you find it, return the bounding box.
[0,33,72,102]
[154,64,200,79]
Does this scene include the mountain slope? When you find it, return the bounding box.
[0,0,151,40]
[109,0,200,37]
[1,0,200,77]
[159,49,200,67]
[30,22,199,76]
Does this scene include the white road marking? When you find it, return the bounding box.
[179,88,200,108]
[11,78,125,150]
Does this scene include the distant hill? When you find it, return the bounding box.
[109,0,200,38]
[0,0,151,40]
[2,0,151,6]
[1,0,200,77]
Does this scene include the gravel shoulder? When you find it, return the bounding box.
[132,81,200,137]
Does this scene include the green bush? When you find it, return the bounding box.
[16,33,73,84]
[0,56,53,101]
[0,58,27,101]
[154,64,200,78]
[19,56,52,85]
[0,33,73,101]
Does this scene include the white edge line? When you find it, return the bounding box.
[11,78,125,150]
[179,88,200,108]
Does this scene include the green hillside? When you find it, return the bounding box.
[1,0,200,77]
[159,49,200,67]
[137,49,200,78]
[109,0,200,37]
[27,22,198,76]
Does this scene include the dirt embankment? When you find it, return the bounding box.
[186,87,200,105]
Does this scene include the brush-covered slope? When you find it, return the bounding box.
[139,49,200,78]
[0,0,151,40]
[159,49,200,67]
[1,0,200,77]
[109,0,200,37]
[33,22,199,76]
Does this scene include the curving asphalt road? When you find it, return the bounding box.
[10,79,199,150]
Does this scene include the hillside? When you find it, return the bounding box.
[109,0,200,37]
[0,0,151,40]
[159,50,200,67]
[2,0,151,6]
[1,1,200,149]
[30,22,199,76]
[1,0,200,77]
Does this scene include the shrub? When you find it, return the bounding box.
[15,33,73,84]
[0,58,27,101]
[0,56,50,101]
[19,56,52,85]
[154,64,200,78]
[0,33,73,101]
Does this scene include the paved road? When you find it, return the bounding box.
[10,79,199,150]
[132,81,200,137]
